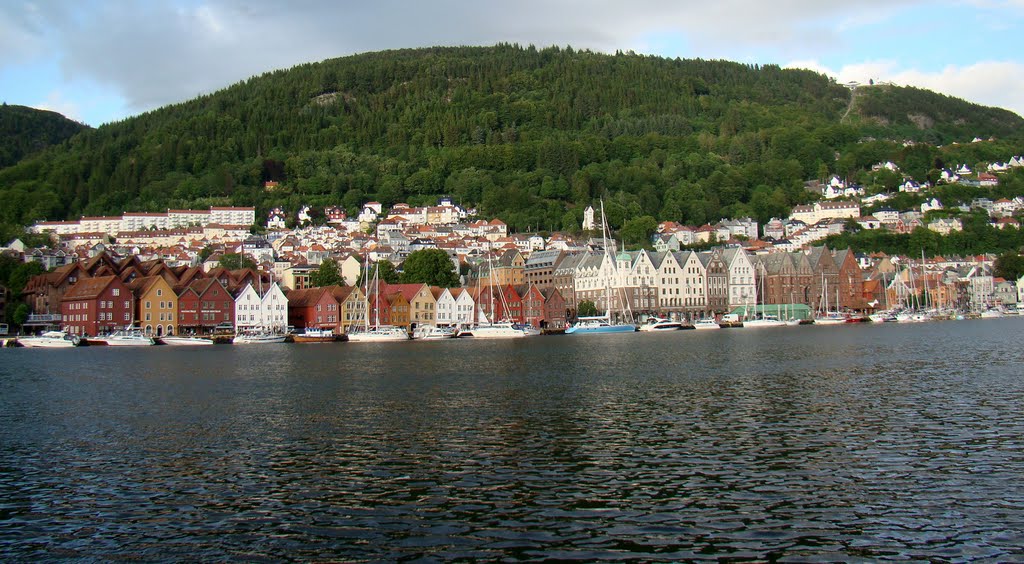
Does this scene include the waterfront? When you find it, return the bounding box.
[2,318,1024,560]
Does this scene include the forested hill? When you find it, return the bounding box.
[0,104,87,169]
[1,44,1022,237]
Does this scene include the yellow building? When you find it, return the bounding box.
[130,275,179,336]
[388,283,438,327]
[332,285,367,334]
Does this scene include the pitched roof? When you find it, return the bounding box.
[62,275,121,301]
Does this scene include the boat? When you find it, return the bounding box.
[693,318,721,330]
[413,325,458,340]
[347,262,412,342]
[232,332,287,344]
[93,327,156,346]
[291,328,337,343]
[566,201,637,335]
[813,276,847,325]
[742,314,787,328]
[980,307,1005,319]
[17,330,81,348]
[159,336,215,346]
[459,321,534,339]
[868,311,898,323]
[638,317,684,331]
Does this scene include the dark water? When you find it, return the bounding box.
[3,319,1024,561]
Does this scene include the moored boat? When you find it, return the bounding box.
[638,317,683,331]
[742,314,787,328]
[565,315,637,334]
[459,321,533,339]
[17,331,81,348]
[291,328,337,343]
[159,336,215,346]
[346,325,410,342]
[693,318,721,330]
[232,332,287,344]
[92,327,156,346]
[413,325,458,340]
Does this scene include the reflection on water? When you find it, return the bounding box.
[2,319,1024,560]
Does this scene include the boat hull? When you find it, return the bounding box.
[160,337,215,346]
[565,323,636,335]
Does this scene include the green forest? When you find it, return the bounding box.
[2,44,1023,243]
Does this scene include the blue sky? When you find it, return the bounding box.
[3,0,1023,127]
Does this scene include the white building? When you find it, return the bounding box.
[234,281,288,333]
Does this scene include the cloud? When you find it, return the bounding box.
[786,59,1024,118]
[34,90,82,122]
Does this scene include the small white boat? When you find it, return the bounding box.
[895,311,930,323]
[638,317,683,331]
[160,336,215,346]
[459,321,534,339]
[413,325,458,340]
[980,308,1005,319]
[868,312,898,323]
[93,328,156,346]
[813,312,848,325]
[742,314,787,328]
[232,332,287,344]
[291,328,337,343]
[565,315,636,335]
[693,318,721,330]
[18,331,81,348]
[346,325,411,342]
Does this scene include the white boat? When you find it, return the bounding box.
[17,331,81,348]
[693,318,721,330]
[868,311,898,323]
[348,262,411,343]
[565,315,637,334]
[459,321,532,339]
[895,311,929,323]
[980,307,1005,319]
[291,328,337,343]
[742,314,787,328]
[346,325,410,342]
[638,317,684,331]
[159,336,215,346]
[813,312,848,325]
[232,332,286,344]
[94,327,156,346]
[413,325,458,340]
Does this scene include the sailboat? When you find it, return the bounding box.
[566,201,637,335]
[459,251,534,339]
[346,262,410,342]
[743,263,786,328]
[813,274,847,325]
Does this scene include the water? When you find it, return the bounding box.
[3,318,1024,561]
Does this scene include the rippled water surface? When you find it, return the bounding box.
[3,319,1024,561]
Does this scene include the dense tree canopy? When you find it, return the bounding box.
[399,249,460,287]
[309,259,343,287]
[218,253,257,271]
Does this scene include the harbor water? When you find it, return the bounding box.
[2,318,1024,560]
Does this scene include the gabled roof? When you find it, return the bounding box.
[62,275,122,301]
[285,286,332,308]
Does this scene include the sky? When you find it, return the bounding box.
[3,0,1023,127]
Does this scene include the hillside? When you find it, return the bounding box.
[0,104,87,169]
[1,44,1022,237]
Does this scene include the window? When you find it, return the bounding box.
[157,289,162,297]
[112,289,120,296]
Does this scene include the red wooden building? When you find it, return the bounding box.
[60,275,133,336]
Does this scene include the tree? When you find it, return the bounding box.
[218,253,257,270]
[577,300,598,317]
[376,260,401,284]
[12,303,28,328]
[399,249,460,287]
[199,245,215,262]
[994,252,1024,281]
[619,215,658,247]
[310,259,343,287]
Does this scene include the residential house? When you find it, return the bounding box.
[234,281,288,333]
[699,250,729,315]
[388,283,438,328]
[287,286,342,330]
[541,287,567,329]
[722,247,756,311]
